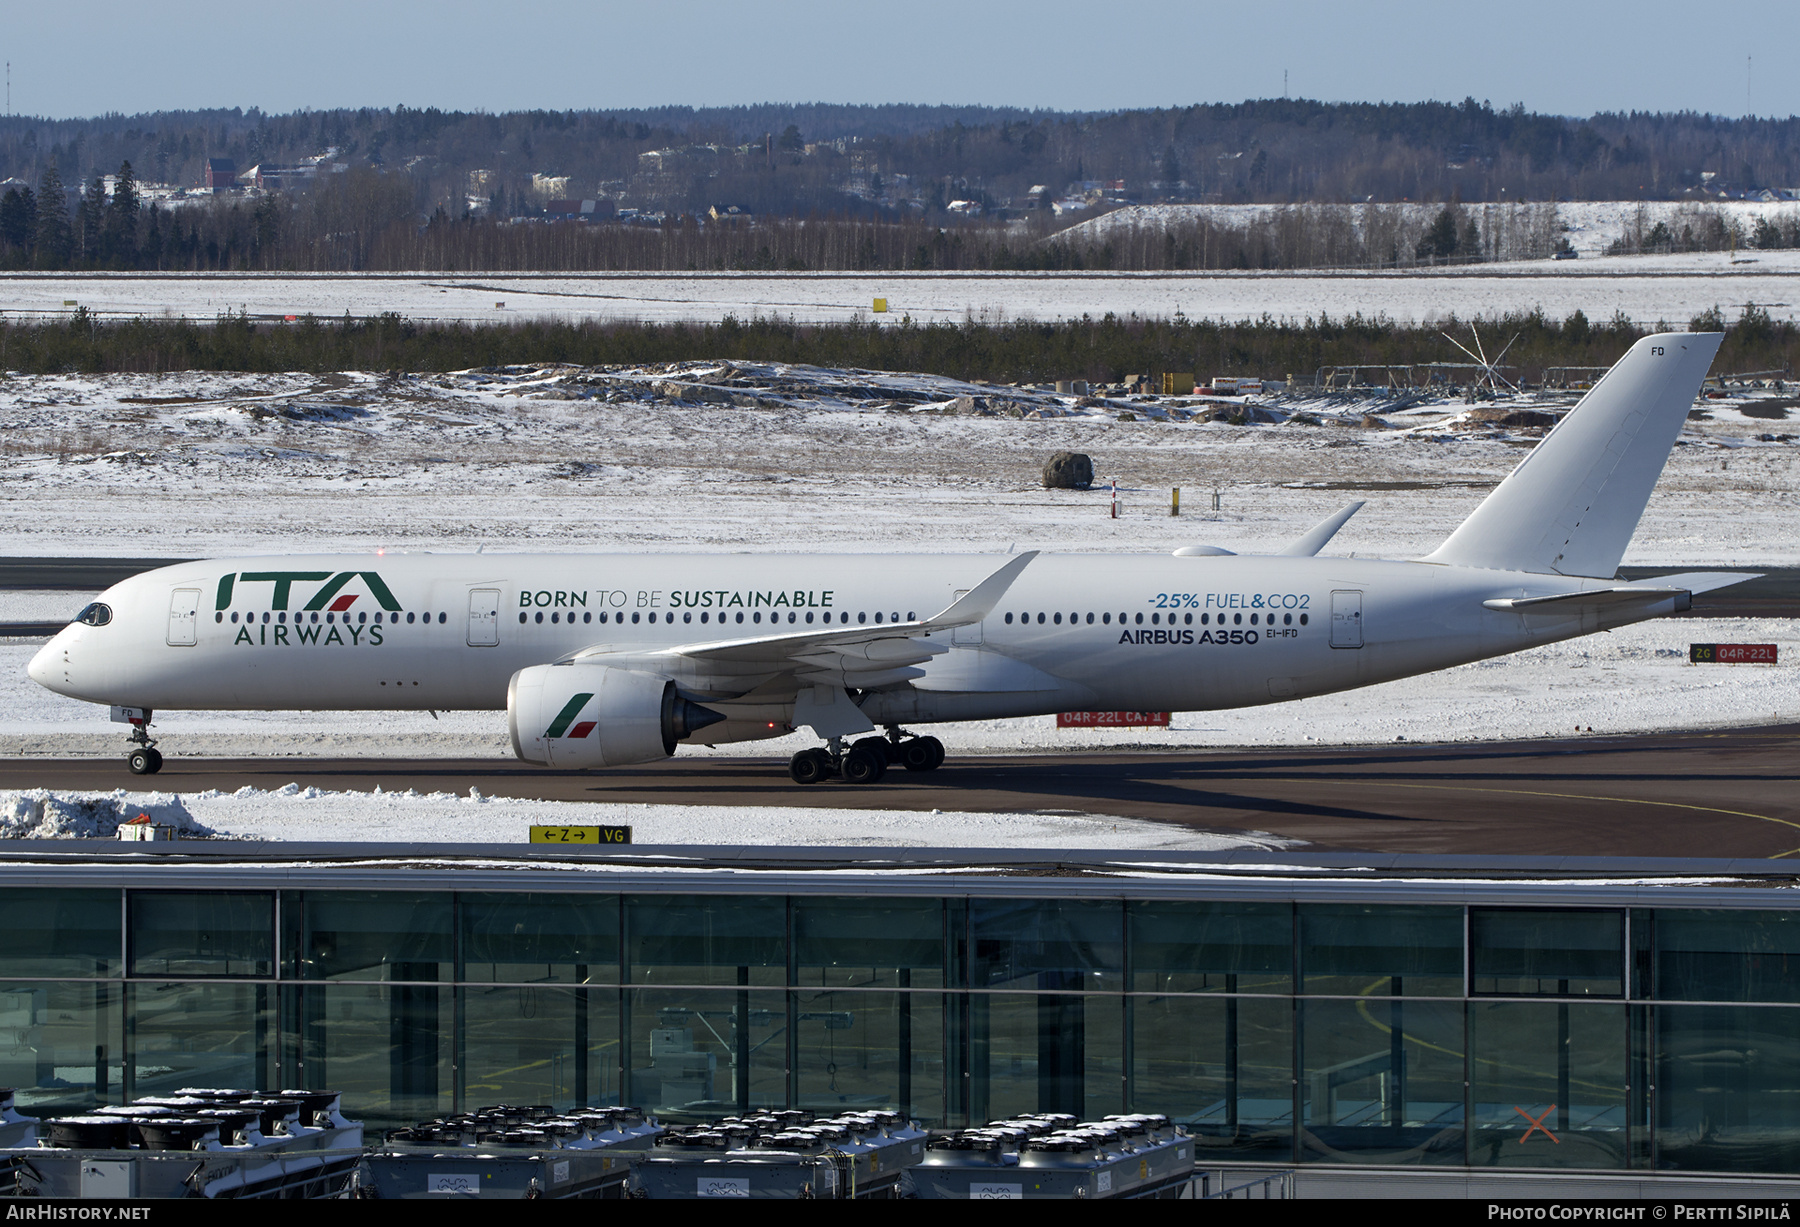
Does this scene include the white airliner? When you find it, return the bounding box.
[31,331,1748,783]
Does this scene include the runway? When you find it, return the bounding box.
[4,724,1798,858]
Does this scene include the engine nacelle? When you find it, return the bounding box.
[508,664,723,768]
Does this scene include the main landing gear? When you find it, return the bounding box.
[787,727,945,785]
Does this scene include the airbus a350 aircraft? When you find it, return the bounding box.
[31,331,1749,784]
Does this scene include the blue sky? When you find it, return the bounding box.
[5,0,1796,120]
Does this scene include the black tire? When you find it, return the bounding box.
[841,745,886,785]
[902,736,945,772]
[853,736,892,765]
[788,749,831,785]
[127,749,154,775]
[143,748,163,774]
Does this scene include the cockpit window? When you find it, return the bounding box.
[76,602,112,627]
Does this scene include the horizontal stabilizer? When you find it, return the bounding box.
[1482,587,1690,614]
[1278,501,1365,557]
[1482,571,1759,615]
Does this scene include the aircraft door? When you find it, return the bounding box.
[167,588,200,646]
[950,589,983,645]
[468,589,501,646]
[1330,590,1364,648]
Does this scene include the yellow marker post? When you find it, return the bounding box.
[1171,487,1181,517]
[872,298,888,313]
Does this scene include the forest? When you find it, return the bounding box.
[2,100,1798,273]
[1,304,1791,384]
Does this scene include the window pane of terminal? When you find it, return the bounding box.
[1653,910,1800,1003]
[0,981,121,1118]
[793,988,945,1122]
[0,888,120,978]
[1300,905,1462,996]
[1299,997,1466,1164]
[793,897,944,989]
[1656,1004,1800,1173]
[463,985,619,1111]
[297,892,452,981]
[460,892,619,985]
[1470,1001,1627,1169]
[1130,901,1291,994]
[128,892,273,978]
[1131,993,1293,1162]
[625,987,785,1121]
[127,981,274,1092]
[626,895,784,987]
[970,898,1123,992]
[1471,910,1623,997]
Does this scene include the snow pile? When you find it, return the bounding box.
[0,789,214,839]
[0,783,1290,850]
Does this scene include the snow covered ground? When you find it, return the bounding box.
[0,784,1280,849]
[4,248,1800,328]
[1066,199,1800,260]
[0,346,1794,844]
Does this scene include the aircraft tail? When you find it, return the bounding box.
[1424,331,1722,577]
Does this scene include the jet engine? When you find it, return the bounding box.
[508,664,724,768]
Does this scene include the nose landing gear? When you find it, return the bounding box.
[785,728,944,785]
[115,707,163,775]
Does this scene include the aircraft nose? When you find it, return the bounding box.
[28,632,69,693]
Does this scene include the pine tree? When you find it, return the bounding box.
[105,160,140,266]
[33,165,72,268]
[0,187,37,261]
[77,175,105,266]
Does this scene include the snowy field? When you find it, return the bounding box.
[3,250,1800,327]
[1065,199,1800,262]
[0,784,1281,849]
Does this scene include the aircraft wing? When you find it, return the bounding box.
[567,551,1038,694]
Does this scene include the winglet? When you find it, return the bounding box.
[1278,501,1365,557]
[922,551,1038,630]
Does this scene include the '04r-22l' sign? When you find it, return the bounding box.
[1057,711,1173,728]
[1689,643,1779,664]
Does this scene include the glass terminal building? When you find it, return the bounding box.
[3,844,1797,1179]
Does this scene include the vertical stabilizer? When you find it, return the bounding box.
[1424,331,1721,577]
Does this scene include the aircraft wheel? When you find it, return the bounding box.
[788,749,833,785]
[901,736,944,772]
[853,736,892,765]
[127,748,163,776]
[841,745,887,785]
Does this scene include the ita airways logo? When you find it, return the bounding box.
[545,694,597,739]
[217,571,404,613]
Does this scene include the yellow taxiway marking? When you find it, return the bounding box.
[1238,777,1800,857]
